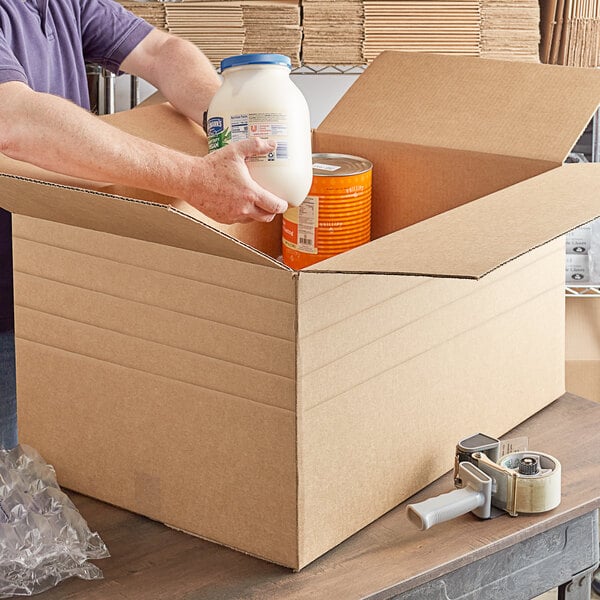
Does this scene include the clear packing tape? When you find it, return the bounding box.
[0,444,109,597]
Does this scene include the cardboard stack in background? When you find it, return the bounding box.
[481,0,541,62]
[117,0,167,31]
[363,1,480,62]
[3,53,600,570]
[120,0,302,68]
[241,0,302,65]
[540,0,600,67]
[301,0,364,64]
[116,0,543,67]
[164,2,245,66]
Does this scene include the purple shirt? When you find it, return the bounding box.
[0,0,153,331]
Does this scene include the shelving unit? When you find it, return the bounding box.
[86,63,366,115]
[86,65,140,115]
[566,112,600,297]
[291,64,367,75]
[565,286,600,297]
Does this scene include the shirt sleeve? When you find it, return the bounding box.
[79,0,153,74]
[0,31,28,86]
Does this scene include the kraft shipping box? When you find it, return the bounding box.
[2,52,600,570]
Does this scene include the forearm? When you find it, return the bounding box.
[0,81,287,224]
[121,30,221,125]
[0,82,194,200]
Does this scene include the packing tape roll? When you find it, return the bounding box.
[499,451,561,514]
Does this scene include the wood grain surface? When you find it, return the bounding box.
[34,393,600,600]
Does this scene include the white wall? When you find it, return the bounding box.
[291,74,358,127]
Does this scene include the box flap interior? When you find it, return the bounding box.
[0,173,284,269]
[317,51,600,164]
[306,163,600,279]
[312,133,556,240]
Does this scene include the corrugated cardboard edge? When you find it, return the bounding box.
[293,272,302,570]
[168,204,290,271]
[316,50,600,164]
[304,163,600,279]
[0,171,289,271]
[162,522,301,571]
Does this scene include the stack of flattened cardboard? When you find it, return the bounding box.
[241,1,302,66]
[302,0,364,65]
[164,1,301,68]
[481,0,540,62]
[118,0,543,68]
[117,0,167,30]
[363,1,480,63]
[164,1,245,66]
[540,0,600,67]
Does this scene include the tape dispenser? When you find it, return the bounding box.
[407,433,561,531]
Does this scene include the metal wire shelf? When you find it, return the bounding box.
[565,285,600,297]
[291,64,367,75]
[85,62,367,114]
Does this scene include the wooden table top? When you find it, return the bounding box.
[37,393,600,600]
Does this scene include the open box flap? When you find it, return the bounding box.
[316,51,600,164]
[305,163,600,279]
[0,173,285,269]
[97,102,206,152]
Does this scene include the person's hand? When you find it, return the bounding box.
[187,138,288,224]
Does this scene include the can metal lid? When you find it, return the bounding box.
[312,153,373,177]
[221,53,292,71]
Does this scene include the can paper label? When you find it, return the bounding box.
[282,196,319,253]
[208,112,288,162]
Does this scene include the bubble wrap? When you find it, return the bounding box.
[0,445,109,597]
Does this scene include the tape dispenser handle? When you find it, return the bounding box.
[407,462,492,530]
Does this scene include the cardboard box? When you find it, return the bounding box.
[566,297,600,401]
[2,52,600,569]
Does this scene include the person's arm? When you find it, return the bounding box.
[120,29,219,125]
[0,81,286,223]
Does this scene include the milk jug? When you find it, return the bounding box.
[207,53,312,207]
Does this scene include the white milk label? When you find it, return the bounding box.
[207,117,230,152]
[208,112,290,163]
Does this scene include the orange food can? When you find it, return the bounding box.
[282,153,373,269]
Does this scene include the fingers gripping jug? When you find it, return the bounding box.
[207,53,313,207]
